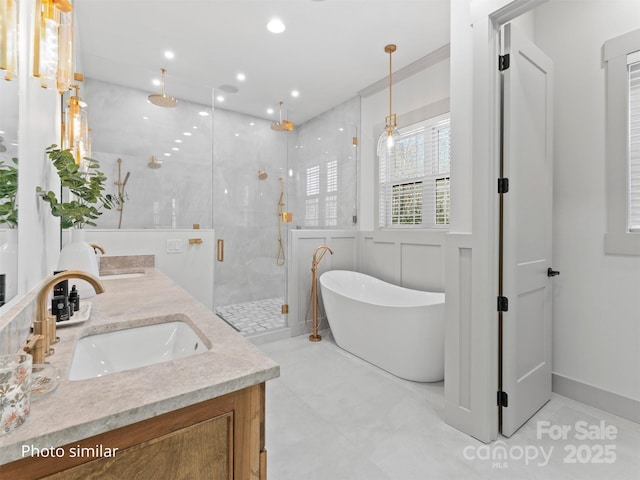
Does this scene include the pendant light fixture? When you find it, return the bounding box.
[0,0,18,80]
[33,0,74,92]
[384,44,398,149]
[63,83,90,166]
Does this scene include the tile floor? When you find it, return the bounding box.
[259,334,640,480]
[216,297,286,335]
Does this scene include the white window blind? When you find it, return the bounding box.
[629,59,640,232]
[306,165,320,196]
[327,160,337,193]
[305,198,319,227]
[305,165,320,226]
[305,162,339,227]
[378,114,451,228]
[325,194,337,226]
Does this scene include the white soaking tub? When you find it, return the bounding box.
[319,270,445,382]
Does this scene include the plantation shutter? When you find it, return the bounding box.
[378,115,450,228]
[305,165,320,227]
[629,57,640,232]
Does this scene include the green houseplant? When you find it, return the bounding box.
[36,145,115,228]
[0,157,18,229]
[37,146,117,298]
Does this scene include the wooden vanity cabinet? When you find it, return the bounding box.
[1,384,267,480]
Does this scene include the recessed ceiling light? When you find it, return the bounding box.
[267,18,286,34]
[216,95,225,102]
[172,147,179,151]
[267,108,274,115]
[174,139,183,143]
[183,132,192,136]
[164,50,175,59]
[291,90,300,98]
[164,153,171,157]
[235,133,240,137]
[152,78,161,86]
[143,116,149,120]
[236,73,246,81]
[198,111,210,116]
[249,122,255,126]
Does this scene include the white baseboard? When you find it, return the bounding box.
[552,373,640,424]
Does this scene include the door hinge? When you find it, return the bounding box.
[498,177,509,194]
[499,54,510,71]
[497,296,509,312]
[497,390,509,407]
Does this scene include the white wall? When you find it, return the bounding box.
[287,230,358,337]
[533,1,640,404]
[83,229,215,310]
[17,0,61,293]
[360,230,447,292]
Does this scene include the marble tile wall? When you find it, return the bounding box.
[213,109,289,307]
[84,79,213,230]
[82,79,361,309]
[290,96,360,230]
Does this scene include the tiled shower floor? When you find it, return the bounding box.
[216,297,286,335]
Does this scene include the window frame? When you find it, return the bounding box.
[376,111,451,230]
[604,28,640,255]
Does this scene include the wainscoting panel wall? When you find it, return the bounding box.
[288,230,358,337]
[444,233,476,432]
[359,230,447,292]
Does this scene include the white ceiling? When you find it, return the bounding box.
[75,0,450,124]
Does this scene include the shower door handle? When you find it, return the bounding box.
[217,239,224,262]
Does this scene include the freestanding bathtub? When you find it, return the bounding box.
[319,270,445,382]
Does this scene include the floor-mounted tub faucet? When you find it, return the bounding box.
[309,245,333,342]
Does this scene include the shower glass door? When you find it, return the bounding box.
[212,97,360,339]
[213,109,292,337]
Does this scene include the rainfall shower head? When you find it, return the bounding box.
[258,169,268,180]
[148,69,178,108]
[271,101,294,131]
[148,155,162,169]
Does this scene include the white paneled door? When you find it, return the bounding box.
[499,23,555,437]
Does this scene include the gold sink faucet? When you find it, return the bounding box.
[25,270,105,363]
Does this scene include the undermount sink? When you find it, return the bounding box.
[69,316,210,380]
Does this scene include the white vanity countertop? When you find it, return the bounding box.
[0,268,280,465]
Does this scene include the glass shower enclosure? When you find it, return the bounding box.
[213,97,360,339]
[213,110,292,336]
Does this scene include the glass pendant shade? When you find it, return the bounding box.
[33,0,74,92]
[64,87,90,166]
[383,44,398,152]
[0,0,18,80]
[385,113,398,150]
